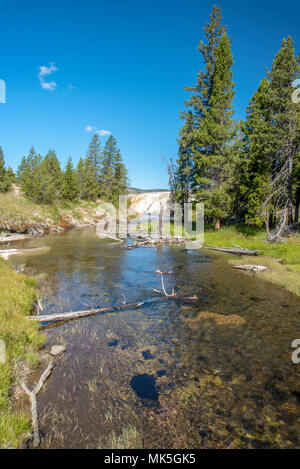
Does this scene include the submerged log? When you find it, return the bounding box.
[232,264,266,272]
[0,249,21,259]
[27,294,199,323]
[205,246,258,256]
[27,300,148,322]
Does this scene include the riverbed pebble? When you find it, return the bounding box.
[50,345,66,356]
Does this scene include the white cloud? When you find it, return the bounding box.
[68,84,75,90]
[38,62,58,91]
[85,125,95,132]
[38,62,58,78]
[84,127,111,136]
[96,129,111,136]
[40,80,57,91]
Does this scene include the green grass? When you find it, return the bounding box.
[0,190,100,225]
[204,225,300,296]
[0,259,44,448]
[137,220,300,296]
[204,225,300,265]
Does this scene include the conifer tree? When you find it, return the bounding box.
[82,154,99,200]
[99,135,118,200]
[76,157,86,200]
[175,111,195,208]
[87,133,102,182]
[0,146,11,192]
[241,37,300,236]
[113,148,128,202]
[266,37,300,228]
[62,157,78,200]
[240,78,275,228]
[184,5,226,126]
[193,32,236,228]
[43,149,62,197]
[176,6,235,228]
[6,167,16,186]
[18,147,55,203]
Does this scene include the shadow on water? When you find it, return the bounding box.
[11,228,300,449]
[130,374,159,407]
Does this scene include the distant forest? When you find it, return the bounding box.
[0,133,128,204]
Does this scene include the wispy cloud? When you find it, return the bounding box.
[85,126,111,137]
[68,84,75,90]
[96,129,111,136]
[85,125,96,132]
[38,63,58,78]
[40,80,57,91]
[38,62,58,91]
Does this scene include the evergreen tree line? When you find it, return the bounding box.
[0,146,16,193]
[174,5,300,238]
[0,134,128,204]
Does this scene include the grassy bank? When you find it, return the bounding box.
[0,190,100,227]
[204,225,300,296]
[0,259,44,448]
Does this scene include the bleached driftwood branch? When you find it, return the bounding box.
[21,361,54,448]
[26,270,198,323]
[152,273,198,302]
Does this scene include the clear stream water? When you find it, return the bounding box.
[10,229,300,448]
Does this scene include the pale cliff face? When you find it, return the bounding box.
[128,191,171,215]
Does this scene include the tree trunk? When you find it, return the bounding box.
[158,204,163,236]
[215,216,221,230]
[265,210,270,237]
[295,187,300,224]
[288,155,294,225]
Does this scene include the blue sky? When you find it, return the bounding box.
[0,0,299,189]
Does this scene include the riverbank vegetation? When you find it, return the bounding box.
[173,5,300,242]
[0,259,44,448]
[0,190,100,227]
[205,225,300,296]
[0,133,128,205]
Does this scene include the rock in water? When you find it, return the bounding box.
[142,349,153,360]
[130,373,158,406]
[50,345,66,356]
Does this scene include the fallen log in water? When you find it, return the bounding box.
[0,249,21,259]
[27,271,198,323]
[232,264,266,272]
[0,246,50,260]
[27,295,198,323]
[27,300,148,322]
[205,246,258,256]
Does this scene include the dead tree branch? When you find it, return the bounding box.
[21,361,54,448]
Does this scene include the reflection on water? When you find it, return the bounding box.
[11,229,300,448]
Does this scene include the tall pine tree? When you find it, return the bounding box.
[62,157,78,200]
[241,37,300,236]
[175,111,195,208]
[99,135,128,201]
[0,146,11,192]
[87,133,102,186]
[193,32,236,228]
